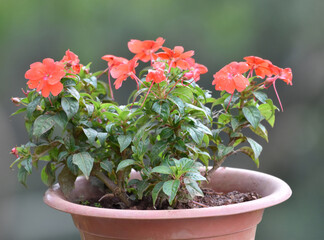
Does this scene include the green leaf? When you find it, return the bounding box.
[163,180,180,205]
[62,97,79,119]
[182,125,204,144]
[97,132,108,146]
[152,182,164,206]
[83,128,98,144]
[160,128,174,139]
[218,144,234,158]
[239,146,260,168]
[253,91,268,103]
[218,113,231,125]
[100,160,114,173]
[21,157,32,174]
[27,96,41,118]
[259,99,276,127]
[67,87,80,101]
[116,159,135,172]
[167,94,185,114]
[67,155,79,175]
[250,124,268,142]
[33,115,55,137]
[41,162,56,186]
[136,180,149,200]
[150,141,167,161]
[179,158,195,171]
[58,166,77,198]
[243,105,262,129]
[83,76,97,88]
[85,104,94,116]
[72,152,94,179]
[247,137,263,160]
[151,166,173,175]
[117,134,132,152]
[185,180,204,198]
[231,116,240,131]
[152,101,170,122]
[18,167,28,187]
[172,87,193,103]
[53,111,68,129]
[185,172,207,181]
[11,107,27,116]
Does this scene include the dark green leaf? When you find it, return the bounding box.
[53,111,68,129]
[136,180,149,200]
[152,182,164,206]
[243,105,262,129]
[62,97,79,119]
[152,101,170,121]
[97,132,108,146]
[117,134,132,152]
[182,126,204,144]
[163,180,180,205]
[150,141,167,161]
[27,96,41,118]
[41,162,56,186]
[83,128,98,144]
[217,144,234,158]
[21,157,32,174]
[72,152,94,179]
[167,94,185,114]
[85,103,94,116]
[58,166,77,198]
[100,160,114,173]
[18,167,28,187]
[33,115,55,137]
[160,128,174,139]
[67,155,79,175]
[116,159,135,172]
[10,107,27,116]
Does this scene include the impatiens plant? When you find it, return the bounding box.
[10,38,292,209]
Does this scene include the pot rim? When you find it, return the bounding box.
[43,167,292,220]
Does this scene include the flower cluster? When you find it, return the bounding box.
[11,38,292,209]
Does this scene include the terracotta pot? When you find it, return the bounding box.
[44,167,292,240]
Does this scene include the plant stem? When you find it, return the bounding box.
[94,170,132,207]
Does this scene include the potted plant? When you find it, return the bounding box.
[10,37,292,240]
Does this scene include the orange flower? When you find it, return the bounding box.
[110,58,138,89]
[25,58,65,97]
[128,37,165,62]
[102,55,128,68]
[212,62,250,94]
[268,65,293,85]
[61,49,82,74]
[244,56,273,78]
[157,46,194,70]
[184,58,208,82]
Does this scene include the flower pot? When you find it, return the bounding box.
[43,167,292,240]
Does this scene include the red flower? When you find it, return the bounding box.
[244,56,273,78]
[146,62,167,84]
[157,46,194,70]
[10,147,19,158]
[102,55,128,68]
[212,62,250,94]
[61,49,82,74]
[25,58,65,97]
[128,37,165,62]
[110,58,138,89]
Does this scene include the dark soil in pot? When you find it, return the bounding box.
[78,188,261,210]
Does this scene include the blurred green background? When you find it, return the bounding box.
[1,0,323,239]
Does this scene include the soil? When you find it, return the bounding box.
[78,188,261,210]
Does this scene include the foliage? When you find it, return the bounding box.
[10,38,292,208]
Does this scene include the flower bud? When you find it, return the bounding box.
[36,105,43,111]
[11,97,21,106]
[10,147,19,158]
